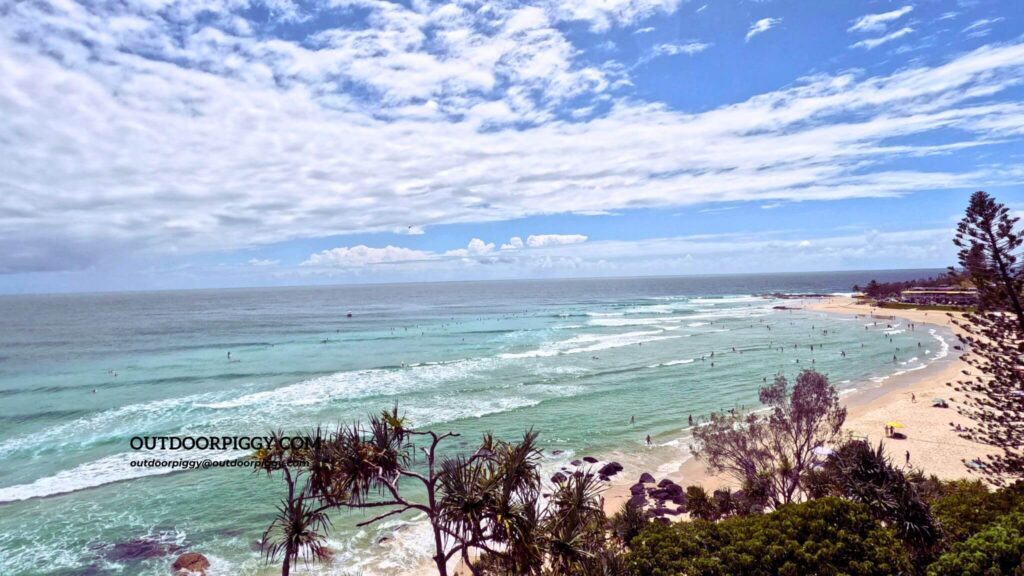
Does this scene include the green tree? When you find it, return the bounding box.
[691,370,846,507]
[626,497,912,576]
[948,191,1024,484]
[927,512,1024,576]
[930,480,1024,546]
[820,440,938,551]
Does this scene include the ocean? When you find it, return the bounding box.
[0,270,953,575]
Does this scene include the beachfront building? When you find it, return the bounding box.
[899,286,978,307]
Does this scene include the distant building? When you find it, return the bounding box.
[899,286,977,306]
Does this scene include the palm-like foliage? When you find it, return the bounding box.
[254,410,620,576]
[261,485,332,576]
[544,470,608,574]
[822,440,938,551]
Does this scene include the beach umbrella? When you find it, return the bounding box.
[812,446,834,457]
[886,421,904,428]
[932,398,946,405]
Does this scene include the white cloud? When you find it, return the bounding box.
[746,18,781,42]
[445,238,495,258]
[247,258,279,266]
[848,6,913,34]
[303,234,589,270]
[526,234,589,248]
[302,245,435,267]
[2,0,1024,275]
[852,26,915,50]
[293,227,957,279]
[964,18,1004,32]
[550,0,681,32]
[963,17,1004,38]
[650,41,712,58]
[634,27,655,34]
[501,237,525,250]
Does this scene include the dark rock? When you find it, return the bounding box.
[627,494,648,508]
[582,456,598,464]
[107,539,181,562]
[639,472,655,484]
[571,460,582,467]
[655,517,671,525]
[657,478,677,488]
[599,475,610,482]
[550,472,567,484]
[676,505,687,514]
[671,495,687,506]
[551,449,564,456]
[171,552,209,575]
[598,462,623,477]
[378,536,391,545]
[630,483,646,495]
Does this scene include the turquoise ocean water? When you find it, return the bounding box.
[0,272,953,575]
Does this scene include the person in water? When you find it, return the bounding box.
[645,435,651,446]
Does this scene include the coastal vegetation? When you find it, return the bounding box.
[690,369,847,507]
[853,274,962,301]
[947,191,1024,485]
[250,191,1023,575]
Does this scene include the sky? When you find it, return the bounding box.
[1,0,1022,293]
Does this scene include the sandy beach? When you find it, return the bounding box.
[600,295,995,517]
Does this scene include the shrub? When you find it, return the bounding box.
[927,512,1024,576]
[626,497,912,576]
[930,480,1024,546]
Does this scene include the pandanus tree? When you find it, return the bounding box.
[254,407,610,576]
[818,440,938,554]
[256,429,333,576]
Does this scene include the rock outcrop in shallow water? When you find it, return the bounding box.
[172,552,210,575]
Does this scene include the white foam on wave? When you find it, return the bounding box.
[0,384,574,503]
[0,449,245,503]
[929,329,950,360]
[500,329,681,359]
[588,316,673,327]
[197,358,492,410]
[649,358,695,368]
[687,322,710,328]
[688,295,763,305]
[893,364,927,377]
[586,302,774,328]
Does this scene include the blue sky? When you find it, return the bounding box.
[1,0,1022,293]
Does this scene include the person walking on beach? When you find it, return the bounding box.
[911,393,916,403]
[631,415,635,426]
[646,435,651,446]
[905,450,911,465]
[688,415,693,426]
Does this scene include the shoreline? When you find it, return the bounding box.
[600,295,994,516]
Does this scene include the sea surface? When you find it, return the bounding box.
[0,271,953,575]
